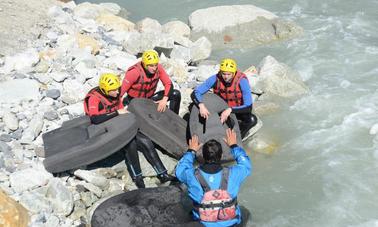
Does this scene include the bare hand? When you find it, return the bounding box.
[188,135,202,152]
[223,128,237,147]
[155,97,168,112]
[117,108,129,114]
[199,103,210,119]
[220,108,232,124]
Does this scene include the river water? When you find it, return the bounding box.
[77,0,378,226]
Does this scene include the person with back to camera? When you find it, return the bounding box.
[175,128,252,226]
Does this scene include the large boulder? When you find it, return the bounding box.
[257,55,309,98]
[1,49,40,73]
[162,21,191,38]
[0,79,41,104]
[96,13,135,32]
[76,33,101,55]
[136,18,162,33]
[189,5,303,49]
[0,190,29,227]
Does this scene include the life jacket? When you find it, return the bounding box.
[126,62,160,98]
[83,87,123,116]
[194,168,237,222]
[213,71,247,107]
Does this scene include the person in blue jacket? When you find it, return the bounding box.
[191,58,257,139]
[176,128,252,226]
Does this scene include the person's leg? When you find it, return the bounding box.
[168,89,181,114]
[135,132,175,183]
[150,89,181,114]
[235,112,257,139]
[122,138,145,188]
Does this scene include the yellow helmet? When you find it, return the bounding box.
[142,50,159,66]
[220,58,237,74]
[99,73,121,96]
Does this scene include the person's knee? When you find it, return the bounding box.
[171,89,181,100]
[250,114,258,127]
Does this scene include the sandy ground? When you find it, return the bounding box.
[0,0,57,56]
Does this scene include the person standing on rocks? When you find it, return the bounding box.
[176,128,251,226]
[191,58,257,139]
[84,73,174,188]
[120,49,181,114]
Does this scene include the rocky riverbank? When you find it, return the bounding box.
[0,1,307,226]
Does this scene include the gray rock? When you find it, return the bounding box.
[107,178,124,192]
[122,32,142,55]
[9,168,53,193]
[61,79,90,104]
[2,49,40,73]
[58,108,69,116]
[20,115,44,143]
[19,191,52,214]
[136,17,162,33]
[12,148,24,161]
[69,200,87,221]
[45,215,60,227]
[46,31,59,42]
[80,191,97,208]
[102,55,138,71]
[46,89,61,99]
[99,3,121,15]
[0,79,41,103]
[13,73,27,79]
[162,20,191,38]
[46,178,74,216]
[0,134,12,142]
[34,60,50,73]
[50,72,69,83]
[58,102,84,116]
[44,111,59,121]
[34,146,45,158]
[74,169,109,189]
[16,113,26,120]
[79,182,102,197]
[189,5,302,49]
[74,2,101,20]
[258,55,309,98]
[33,73,52,84]
[0,170,9,182]
[10,129,23,140]
[190,36,212,62]
[170,45,191,63]
[0,141,11,155]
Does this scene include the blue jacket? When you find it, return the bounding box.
[194,74,253,111]
[175,145,252,227]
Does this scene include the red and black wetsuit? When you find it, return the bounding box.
[84,87,124,124]
[83,86,169,187]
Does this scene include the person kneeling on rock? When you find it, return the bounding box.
[176,129,251,226]
[84,73,174,188]
[191,58,257,139]
[120,49,181,114]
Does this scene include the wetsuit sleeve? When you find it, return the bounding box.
[231,78,253,114]
[90,112,118,124]
[87,96,119,124]
[175,151,196,184]
[229,145,252,184]
[192,75,217,105]
[158,66,173,97]
[120,69,140,97]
